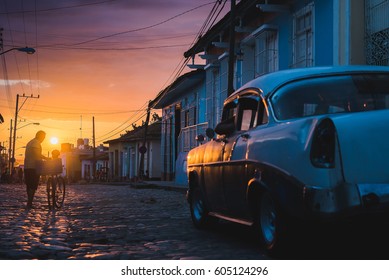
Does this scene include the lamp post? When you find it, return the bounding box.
[0,47,36,56]
[0,43,37,173]
[18,122,40,130]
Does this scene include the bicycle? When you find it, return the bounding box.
[39,158,66,209]
[47,173,66,209]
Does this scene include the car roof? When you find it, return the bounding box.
[229,65,389,101]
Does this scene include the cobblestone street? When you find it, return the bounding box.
[0,183,268,260]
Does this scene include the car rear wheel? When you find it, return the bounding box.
[257,191,289,254]
[190,187,215,229]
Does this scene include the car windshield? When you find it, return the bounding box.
[271,74,389,120]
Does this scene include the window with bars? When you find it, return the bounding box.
[292,3,314,68]
[366,0,389,66]
[255,30,278,76]
[206,68,221,128]
[182,107,196,127]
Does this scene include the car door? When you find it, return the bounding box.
[222,95,267,220]
[202,138,226,213]
[201,100,238,213]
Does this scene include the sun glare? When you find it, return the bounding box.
[50,137,59,145]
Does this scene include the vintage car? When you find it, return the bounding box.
[186,65,389,253]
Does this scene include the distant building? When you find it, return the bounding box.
[60,140,109,182]
[79,145,109,181]
[104,121,161,181]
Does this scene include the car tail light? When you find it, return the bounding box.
[310,118,336,168]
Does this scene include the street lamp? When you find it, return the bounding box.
[18,122,40,130]
[0,47,36,56]
[0,45,37,173]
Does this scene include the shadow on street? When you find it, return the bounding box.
[199,214,389,260]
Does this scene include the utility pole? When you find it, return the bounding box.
[92,116,96,181]
[138,102,151,181]
[227,0,236,96]
[0,27,3,52]
[8,119,12,172]
[80,115,83,138]
[10,94,19,174]
[11,93,39,173]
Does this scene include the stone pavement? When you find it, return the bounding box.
[0,182,268,260]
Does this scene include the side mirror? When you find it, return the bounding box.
[214,118,235,136]
[196,134,205,143]
[205,128,215,139]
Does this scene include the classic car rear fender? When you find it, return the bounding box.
[246,162,307,219]
[186,169,200,202]
[247,117,344,188]
[246,177,269,217]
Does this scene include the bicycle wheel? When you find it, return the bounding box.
[54,176,65,208]
[46,177,54,209]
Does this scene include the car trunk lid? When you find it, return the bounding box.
[332,110,389,184]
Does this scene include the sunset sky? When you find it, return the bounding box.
[0,0,228,164]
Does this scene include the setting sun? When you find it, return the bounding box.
[50,137,59,145]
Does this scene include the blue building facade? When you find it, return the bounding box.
[151,70,206,182]
[152,0,388,183]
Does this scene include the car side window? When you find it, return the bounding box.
[219,94,268,133]
[236,96,261,131]
[221,99,238,123]
[256,99,268,127]
[271,74,389,120]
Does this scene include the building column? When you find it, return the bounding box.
[333,0,349,65]
[334,0,365,65]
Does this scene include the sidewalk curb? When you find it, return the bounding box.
[91,181,187,193]
[129,182,187,193]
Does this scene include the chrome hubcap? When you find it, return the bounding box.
[193,196,204,221]
[260,193,276,245]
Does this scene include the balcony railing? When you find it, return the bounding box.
[178,122,209,153]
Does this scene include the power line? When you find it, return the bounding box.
[21,0,34,95]
[1,0,38,101]
[0,101,147,115]
[67,2,216,46]
[38,43,190,52]
[97,109,149,143]
[156,0,227,100]
[3,30,199,45]
[2,2,218,54]
[34,0,41,96]
[79,1,228,144]
[0,0,118,15]
[95,101,149,142]
[1,1,228,147]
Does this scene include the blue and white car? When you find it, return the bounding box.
[186,66,389,253]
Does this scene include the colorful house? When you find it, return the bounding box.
[104,122,162,181]
[151,0,389,184]
[151,69,205,183]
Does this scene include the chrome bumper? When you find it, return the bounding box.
[303,183,389,218]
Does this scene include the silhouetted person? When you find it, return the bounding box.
[11,167,17,183]
[18,167,23,183]
[51,149,60,159]
[24,130,48,209]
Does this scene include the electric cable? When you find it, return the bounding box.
[0,0,118,15]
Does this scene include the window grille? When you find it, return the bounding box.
[292,3,314,68]
[255,30,278,76]
[366,0,389,66]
